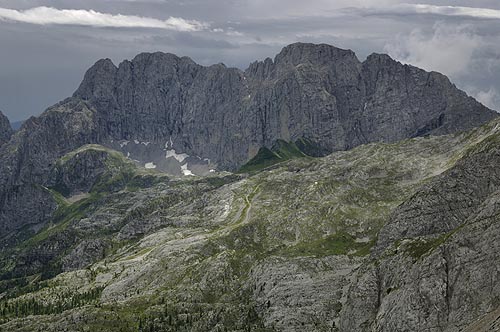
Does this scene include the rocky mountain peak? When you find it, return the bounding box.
[363,52,395,65]
[130,51,197,67]
[274,42,359,67]
[0,110,13,146]
[73,58,118,101]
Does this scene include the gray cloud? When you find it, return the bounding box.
[384,22,482,76]
[346,3,500,20]
[0,6,208,31]
[389,4,500,20]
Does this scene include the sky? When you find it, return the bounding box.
[1,1,500,122]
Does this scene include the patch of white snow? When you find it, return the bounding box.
[181,163,195,176]
[166,149,189,163]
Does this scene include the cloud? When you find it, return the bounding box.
[0,6,208,31]
[384,23,482,77]
[350,3,500,20]
[474,88,500,111]
[403,4,500,20]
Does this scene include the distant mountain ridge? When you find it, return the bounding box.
[0,42,497,238]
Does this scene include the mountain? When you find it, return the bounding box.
[0,111,12,146]
[0,43,497,239]
[0,42,499,331]
[73,43,496,170]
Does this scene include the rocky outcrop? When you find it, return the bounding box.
[341,191,500,331]
[340,127,500,331]
[48,149,116,197]
[375,134,500,254]
[0,99,98,236]
[0,110,13,146]
[61,238,107,271]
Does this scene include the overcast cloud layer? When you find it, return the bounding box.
[0,0,499,121]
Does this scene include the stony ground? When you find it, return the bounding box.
[2,118,500,331]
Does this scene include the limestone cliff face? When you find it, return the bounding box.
[0,42,497,237]
[0,110,12,146]
[340,131,500,332]
[73,42,497,169]
[0,100,98,237]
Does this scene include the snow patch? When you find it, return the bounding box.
[120,141,130,148]
[141,141,151,146]
[145,162,157,169]
[134,140,140,144]
[209,169,216,173]
[165,137,174,149]
[181,163,194,176]
[166,149,189,163]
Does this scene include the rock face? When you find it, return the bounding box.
[73,43,497,169]
[0,42,497,248]
[0,110,13,146]
[340,127,500,331]
[0,100,98,237]
[47,146,129,197]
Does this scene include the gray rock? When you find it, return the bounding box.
[62,238,107,271]
[3,115,500,331]
[0,99,98,235]
[73,42,497,169]
[0,110,13,146]
[47,147,121,197]
[340,129,500,331]
[375,134,500,254]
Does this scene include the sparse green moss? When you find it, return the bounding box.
[282,232,374,258]
[405,232,452,260]
[238,140,308,173]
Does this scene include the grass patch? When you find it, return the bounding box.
[405,232,452,260]
[282,232,374,258]
[238,140,307,173]
[20,192,102,250]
